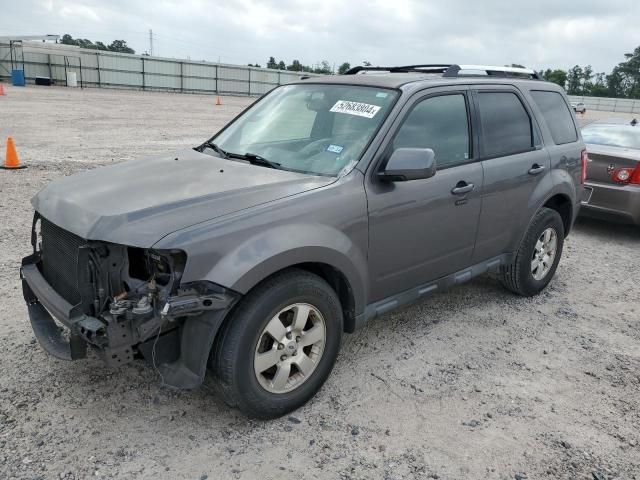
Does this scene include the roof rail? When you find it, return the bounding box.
[343,64,451,75]
[342,63,541,80]
[443,64,541,80]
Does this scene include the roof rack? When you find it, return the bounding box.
[343,64,451,75]
[343,64,541,80]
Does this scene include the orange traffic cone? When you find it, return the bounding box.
[0,83,5,96]
[1,137,27,170]
[215,95,222,106]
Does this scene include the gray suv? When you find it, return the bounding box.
[21,64,585,418]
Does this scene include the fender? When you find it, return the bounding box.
[514,173,578,252]
[201,223,368,317]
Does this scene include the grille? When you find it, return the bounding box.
[40,217,86,306]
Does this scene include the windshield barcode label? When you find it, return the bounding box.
[330,100,381,119]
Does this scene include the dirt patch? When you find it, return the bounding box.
[1,86,639,480]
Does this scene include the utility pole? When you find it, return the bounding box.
[149,29,153,57]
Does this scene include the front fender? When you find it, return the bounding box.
[202,223,368,316]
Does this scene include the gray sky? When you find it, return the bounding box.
[3,0,640,73]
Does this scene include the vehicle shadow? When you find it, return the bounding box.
[573,216,640,241]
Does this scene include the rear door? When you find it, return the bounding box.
[471,86,552,263]
[366,87,483,302]
[528,89,583,193]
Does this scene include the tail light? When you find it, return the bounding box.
[611,165,640,185]
[580,149,588,184]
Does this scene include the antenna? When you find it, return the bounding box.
[149,29,153,57]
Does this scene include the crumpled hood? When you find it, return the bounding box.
[33,149,333,246]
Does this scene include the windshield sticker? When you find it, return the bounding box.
[326,144,344,154]
[330,100,381,119]
[376,92,389,98]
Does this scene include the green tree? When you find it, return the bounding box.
[313,60,332,74]
[60,34,76,45]
[266,56,277,69]
[338,62,351,74]
[542,69,567,88]
[566,65,583,95]
[606,67,626,98]
[277,60,286,70]
[287,60,303,72]
[581,65,594,95]
[107,40,135,54]
[589,72,608,97]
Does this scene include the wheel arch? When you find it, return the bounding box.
[196,223,368,334]
[542,193,574,237]
[229,260,361,334]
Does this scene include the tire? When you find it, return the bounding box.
[500,207,565,296]
[210,269,343,419]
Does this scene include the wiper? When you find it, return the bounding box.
[229,152,282,170]
[199,140,229,158]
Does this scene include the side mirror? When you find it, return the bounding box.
[378,148,436,182]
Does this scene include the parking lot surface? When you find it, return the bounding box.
[1,86,639,480]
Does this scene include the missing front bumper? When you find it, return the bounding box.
[21,255,240,390]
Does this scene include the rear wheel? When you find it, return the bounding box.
[500,207,565,296]
[211,269,342,419]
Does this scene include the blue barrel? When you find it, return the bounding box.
[11,69,26,86]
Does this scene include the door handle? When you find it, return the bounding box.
[528,164,546,175]
[451,182,475,195]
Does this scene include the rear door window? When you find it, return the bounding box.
[477,91,533,157]
[530,90,578,145]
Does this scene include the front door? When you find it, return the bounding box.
[366,89,483,303]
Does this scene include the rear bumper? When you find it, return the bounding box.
[580,181,640,225]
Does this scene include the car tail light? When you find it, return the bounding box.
[580,149,588,184]
[611,166,640,185]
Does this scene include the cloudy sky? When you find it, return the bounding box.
[2,0,639,73]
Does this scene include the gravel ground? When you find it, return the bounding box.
[1,85,639,480]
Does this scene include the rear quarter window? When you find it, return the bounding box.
[530,90,578,145]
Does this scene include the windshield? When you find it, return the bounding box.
[582,124,640,150]
[207,84,398,176]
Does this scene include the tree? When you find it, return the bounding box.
[266,56,278,69]
[362,60,372,67]
[61,34,75,45]
[613,46,640,98]
[589,72,608,97]
[566,65,583,95]
[338,62,351,74]
[287,59,303,72]
[581,65,594,95]
[61,34,135,54]
[542,69,567,88]
[277,60,286,70]
[313,60,332,74]
[108,40,135,54]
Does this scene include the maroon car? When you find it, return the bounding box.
[581,118,640,225]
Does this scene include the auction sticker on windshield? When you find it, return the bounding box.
[330,100,381,119]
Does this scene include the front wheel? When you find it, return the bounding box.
[210,269,343,419]
[500,207,565,296]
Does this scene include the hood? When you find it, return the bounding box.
[33,149,334,246]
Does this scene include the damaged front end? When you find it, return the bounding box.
[20,214,239,389]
